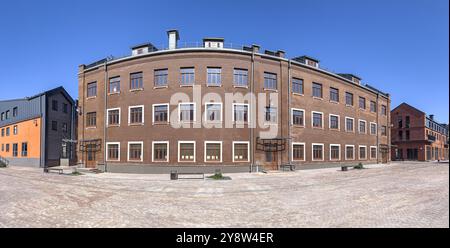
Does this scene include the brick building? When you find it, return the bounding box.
[0,87,77,167]
[391,103,449,161]
[77,30,391,173]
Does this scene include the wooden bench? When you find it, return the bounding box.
[177,172,205,180]
[44,167,64,174]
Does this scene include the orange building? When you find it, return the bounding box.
[0,87,76,168]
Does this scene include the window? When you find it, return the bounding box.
[233,69,248,87]
[330,87,339,102]
[86,112,96,127]
[205,103,222,122]
[5,110,9,119]
[359,146,367,160]
[370,146,377,159]
[345,92,354,106]
[370,123,377,135]
[265,107,277,123]
[109,76,121,93]
[381,105,387,115]
[346,145,355,160]
[292,143,305,161]
[405,116,410,128]
[233,104,249,123]
[205,141,222,162]
[312,112,323,128]
[153,141,169,162]
[329,114,339,130]
[13,107,18,117]
[312,144,324,161]
[153,104,169,123]
[5,127,10,136]
[179,103,195,122]
[292,78,304,94]
[264,72,277,90]
[62,123,68,133]
[107,108,121,126]
[406,130,410,140]
[398,116,403,128]
[292,109,304,126]
[129,106,144,125]
[398,131,403,140]
[370,101,377,112]
[312,82,323,98]
[345,117,354,132]
[51,121,58,131]
[207,68,222,86]
[1,112,4,121]
[233,142,249,162]
[330,144,340,160]
[12,143,18,157]
[180,68,195,86]
[63,103,68,114]
[179,141,195,162]
[106,143,120,161]
[154,69,168,87]
[87,82,97,97]
[1,128,4,137]
[128,142,143,162]
[381,126,387,136]
[5,144,9,153]
[13,125,18,135]
[359,97,366,109]
[130,72,143,90]
[21,143,28,157]
[52,100,58,111]
[359,120,367,134]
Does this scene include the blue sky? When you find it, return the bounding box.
[0,0,448,123]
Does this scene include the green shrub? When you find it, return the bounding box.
[354,163,364,169]
[71,171,84,176]
[207,172,231,180]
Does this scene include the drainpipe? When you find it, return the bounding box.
[376,92,380,164]
[250,51,255,173]
[287,60,292,164]
[103,61,108,172]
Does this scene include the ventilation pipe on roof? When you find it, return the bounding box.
[167,29,179,50]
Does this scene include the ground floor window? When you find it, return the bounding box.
[312,143,324,161]
[370,146,377,159]
[205,141,222,162]
[153,142,169,162]
[106,143,120,161]
[346,145,355,160]
[179,141,195,162]
[21,142,28,157]
[12,143,18,157]
[359,146,367,160]
[292,143,305,161]
[330,144,340,160]
[407,148,418,160]
[128,142,143,162]
[233,142,249,162]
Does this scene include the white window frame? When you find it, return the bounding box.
[345,145,355,160]
[329,114,340,130]
[152,141,169,162]
[291,108,305,126]
[232,141,250,162]
[204,141,223,163]
[370,146,378,159]
[127,141,143,162]
[359,119,367,134]
[311,111,324,129]
[370,122,377,135]
[128,105,145,125]
[107,108,121,127]
[106,142,120,162]
[291,142,306,161]
[232,103,250,123]
[152,103,170,124]
[329,144,341,161]
[311,143,325,161]
[359,145,367,160]
[204,102,223,123]
[178,141,196,162]
[345,117,355,132]
[178,102,196,123]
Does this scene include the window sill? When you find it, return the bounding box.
[312,127,324,130]
[330,128,340,131]
[206,84,222,87]
[129,123,144,126]
[152,122,170,125]
[86,96,96,100]
[107,125,120,128]
[292,125,305,128]
[313,97,323,100]
[154,85,168,89]
[292,93,304,96]
[180,84,195,87]
[291,159,306,162]
[178,161,196,163]
[345,130,355,133]
[86,127,97,129]
[233,161,250,163]
[233,85,249,89]
[108,92,120,96]
[345,104,354,108]
[153,160,169,163]
[205,121,223,124]
[263,88,278,92]
[205,161,223,163]
[311,159,325,162]
[329,100,339,104]
[359,108,366,111]
[106,160,120,162]
[130,89,144,92]
[127,160,144,163]
[263,122,278,126]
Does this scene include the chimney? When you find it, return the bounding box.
[430,115,434,120]
[167,29,179,50]
[276,50,285,58]
[252,44,260,53]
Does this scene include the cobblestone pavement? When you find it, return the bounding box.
[0,162,448,228]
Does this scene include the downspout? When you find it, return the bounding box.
[250,51,255,172]
[103,61,108,172]
[376,92,380,164]
[387,94,391,163]
[287,60,292,164]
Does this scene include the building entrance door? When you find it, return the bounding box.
[79,139,102,169]
[86,147,97,168]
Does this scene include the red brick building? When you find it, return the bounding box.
[391,103,449,161]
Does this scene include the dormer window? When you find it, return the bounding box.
[203,38,224,49]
